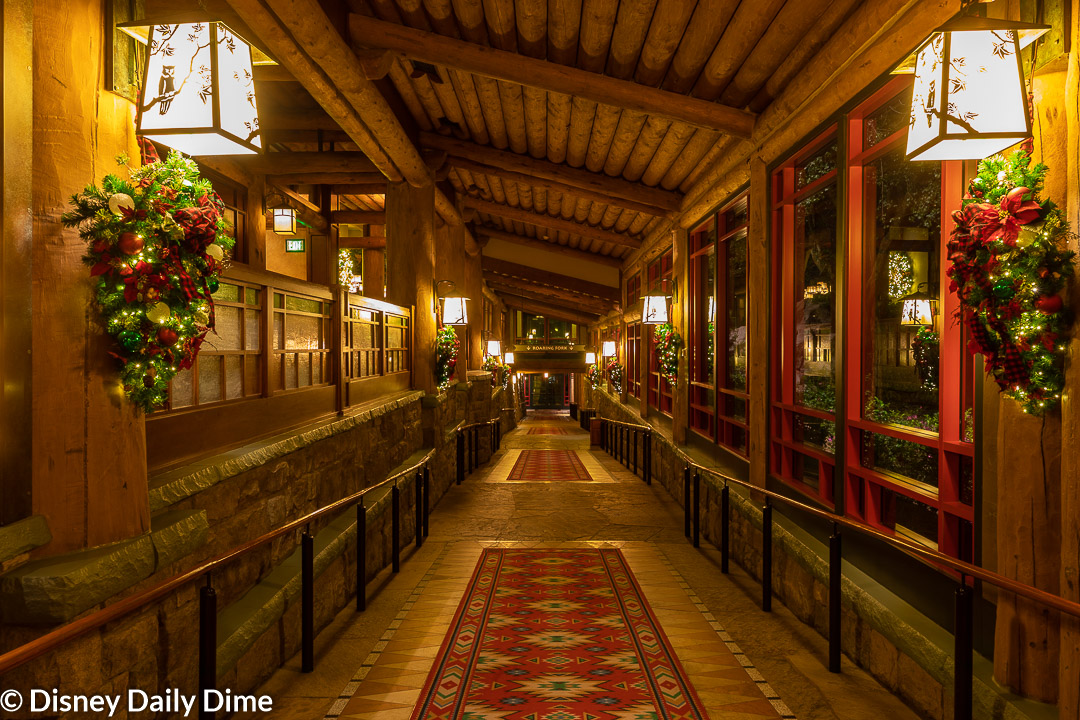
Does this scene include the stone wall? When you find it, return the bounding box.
[0,381,518,718]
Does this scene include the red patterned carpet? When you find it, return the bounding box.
[527,427,569,435]
[508,450,591,481]
[411,549,711,720]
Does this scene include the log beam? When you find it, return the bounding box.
[332,210,387,225]
[268,172,387,186]
[484,278,613,316]
[463,197,641,250]
[348,15,756,137]
[237,151,378,175]
[339,236,387,249]
[475,227,624,268]
[266,184,329,232]
[481,256,619,303]
[422,132,679,215]
[332,183,387,195]
[498,295,599,327]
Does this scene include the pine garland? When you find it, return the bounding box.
[435,326,460,390]
[482,354,511,389]
[585,363,602,389]
[948,150,1075,415]
[60,150,233,412]
[606,358,623,394]
[653,322,683,386]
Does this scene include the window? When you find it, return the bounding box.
[198,166,247,264]
[648,250,673,415]
[272,290,332,391]
[626,272,641,311]
[626,322,642,398]
[689,215,716,439]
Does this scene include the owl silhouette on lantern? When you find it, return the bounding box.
[156,66,176,114]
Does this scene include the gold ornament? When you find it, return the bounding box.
[194,308,210,326]
[205,243,224,261]
[1016,226,1039,248]
[146,301,171,324]
[108,193,135,215]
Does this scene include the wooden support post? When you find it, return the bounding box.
[671,228,689,445]
[748,157,770,489]
[386,179,437,394]
[361,248,385,300]
[246,174,267,269]
[466,249,483,374]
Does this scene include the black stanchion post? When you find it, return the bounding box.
[644,433,651,485]
[356,501,366,611]
[199,578,217,720]
[473,427,479,469]
[302,527,314,672]
[633,430,638,476]
[693,471,701,548]
[762,499,772,612]
[391,483,400,572]
[829,523,842,673]
[456,431,465,485]
[955,578,973,720]
[414,469,423,549]
[721,484,730,574]
[683,466,691,538]
[422,466,430,538]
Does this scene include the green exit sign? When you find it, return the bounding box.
[285,238,305,253]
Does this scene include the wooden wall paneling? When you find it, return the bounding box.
[1,0,33,525]
[747,157,769,490]
[246,174,268,268]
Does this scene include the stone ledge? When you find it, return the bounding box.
[149,390,424,512]
[0,510,209,626]
[0,515,51,565]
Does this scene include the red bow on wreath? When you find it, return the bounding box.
[172,198,221,253]
[969,186,1041,247]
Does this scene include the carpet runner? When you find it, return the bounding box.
[527,427,569,435]
[507,450,590,481]
[411,549,711,720]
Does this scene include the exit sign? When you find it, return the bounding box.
[285,238,305,253]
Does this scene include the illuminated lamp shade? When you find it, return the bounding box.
[138,22,262,156]
[642,294,669,324]
[487,340,502,357]
[906,17,1048,161]
[504,352,515,365]
[273,208,296,234]
[442,297,468,325]
[585,352,596,365]
[602,341,617,357]
[901,285,936,326]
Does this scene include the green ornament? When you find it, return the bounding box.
[993,279,1015,299]
[207,277,219,293]
[117,329,142,351]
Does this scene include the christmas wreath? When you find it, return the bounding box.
[436,326,460,390]
[606,358,623,394]
[481,355,511,390]
[585,363,602,389]
[653,322,683,386]
[911,327,939,392]
[948,150,1075,415]
[61,147,232,412]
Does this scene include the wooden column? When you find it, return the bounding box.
[671,228,689,444]
[748,157,770,489]
[437,218,467,376]
[386,179,437,395]
[30,0,149,553]
[1060,7,1080,716]
[362,249,384,299]
[619,316,629,404]
[639,260,649,419]
[245,174,267,269]
[1,0,33,525]
[465,248,483,374]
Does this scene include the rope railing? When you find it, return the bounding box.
[591,412,1080,720]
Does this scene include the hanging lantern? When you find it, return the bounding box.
[272,207,297,234]
[504,352,515,365]
[901,284,936,327]
[487,340,502,357]
[441,296,468,325]
[906,17,1049,161]
[642,293,669,324]
[585,352,596,365]
[602,341,616,357]
[137,22,263,156]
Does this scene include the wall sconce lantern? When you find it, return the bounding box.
[602,340,617,358]
[273,207,297,234]
[901,283,936,327]
[504,352,515,365]
[136,22,263,156]
[486,340,502,357]
[585,352,596,365]
[906,16,1049,161]
[435,280,468,326]
[642,293,669,324]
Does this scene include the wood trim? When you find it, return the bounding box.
[331,210,387,225]
[475,227,624,268]
[463,197,641,250]
[480,256,620,302]
[349,15,756,137]
[237,151,379,175]
[484,279,613,316]
[498,296,598,327]
[339,236,387,250]
[224,264,334,300]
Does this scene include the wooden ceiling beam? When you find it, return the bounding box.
[236,151,378,174]
[268,172,387,186]
[484,278,613,316]
[497,295,599,327]
[260,129,353,145]
[348,15,756,137]
[481,256,620,303]
[463,197,641,250]
[475,227,624,269]
[421,132,679,215]
[332,210,386,225]
[265,184,329,232]
[332,184,387,195]
[339,236,387,249]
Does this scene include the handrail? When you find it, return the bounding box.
[459,419,498,431]
[604,417,651,431]
[0,448,436,676]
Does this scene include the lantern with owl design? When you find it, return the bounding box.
[137,22,263,156]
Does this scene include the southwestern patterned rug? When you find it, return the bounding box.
[507,450,591,481]
[411,548,711,720]
[527,427,570,435]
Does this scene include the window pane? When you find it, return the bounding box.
[692,246,715,386]
[861,430,938,489]
[725,230,747,391]
[864,148,941,432]
[864,90,912,148]
[213,305,242,351]
[197,356,223,404]
[794,413,835,454]
[549,319,573,343]
[796,140,837,189]
[284,295,323,314]
[285,314,322,350]
[794,185,837,412]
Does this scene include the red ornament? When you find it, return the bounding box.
[1035,293,1064,314]
[157,327,179,346]
[117,232,144,255]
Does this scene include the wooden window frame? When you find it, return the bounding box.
[647,250,674,415]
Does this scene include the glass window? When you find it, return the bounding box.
[648,250,674,415]
[689,216,716,439]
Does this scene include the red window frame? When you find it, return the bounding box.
[626,272,641,311]
[689,214,717,440]
[648,251,673,415]
[626,322,642,399]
